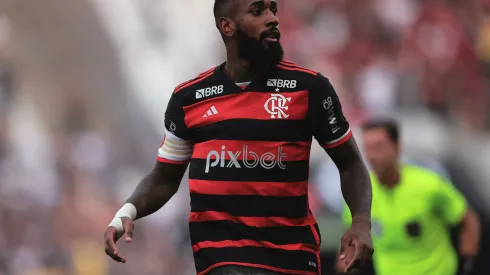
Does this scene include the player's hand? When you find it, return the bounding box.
[104,217,134,263]
[338,221,373,273]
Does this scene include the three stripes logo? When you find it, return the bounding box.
[203,106,218,118]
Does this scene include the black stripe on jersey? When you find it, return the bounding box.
[189,159,309,182]
[194,119,312,143]
[313,223,322,244]
[189,220,317,246]
[194,247,318,274]
[190,194,308,218]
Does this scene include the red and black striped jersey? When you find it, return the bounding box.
[158,61,352,275]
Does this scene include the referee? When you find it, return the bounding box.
[341,119,481,275]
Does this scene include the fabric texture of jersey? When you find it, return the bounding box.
[342,164,467,275]
[159,61,352,275]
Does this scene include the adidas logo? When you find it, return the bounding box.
[203,106,218,118]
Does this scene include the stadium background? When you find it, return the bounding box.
[0,0,489,274]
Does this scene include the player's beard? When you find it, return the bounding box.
[236,25,284,71]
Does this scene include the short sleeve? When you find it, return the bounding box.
[433,177,467,226]
[157,92,194,164]
[309,74,352,149]
[164,92,194,140]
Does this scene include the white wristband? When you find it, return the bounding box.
[108,203,137,232]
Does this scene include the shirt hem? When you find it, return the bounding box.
[197,262,318,275]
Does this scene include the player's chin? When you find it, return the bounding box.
[262,39,281,48]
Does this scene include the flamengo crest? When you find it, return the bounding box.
[264,94,291,119]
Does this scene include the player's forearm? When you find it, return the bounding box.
[340,160,372,227]
[329,139,372,227]
[126,172,179,220]
[124,162,187,220]
[459,209,480,257]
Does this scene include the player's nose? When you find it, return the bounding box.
[265,11,279,28]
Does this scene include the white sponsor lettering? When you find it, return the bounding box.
[267,79,297,89]
[322,97,340,134]
[196,85,224,99]
[264,94,291,119]
[205,145,287,173]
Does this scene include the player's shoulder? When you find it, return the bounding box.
[402,164,440,178]
[173,66,219,95]
[402,164,446,188]
[275,60,332,90]
[276,60,319,79]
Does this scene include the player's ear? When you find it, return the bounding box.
[219,17,236,37]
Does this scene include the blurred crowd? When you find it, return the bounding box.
[0,0,489,274]
[281,0,490,132]
[0,10,192,274]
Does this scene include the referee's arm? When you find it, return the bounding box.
[436,178,481,272]
[458,209,480,274]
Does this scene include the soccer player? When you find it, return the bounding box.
[341,119,481,275]
[104,1,374,274]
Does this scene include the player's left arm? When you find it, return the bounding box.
[309,74,373,272]
[434,177,480,267]
[309,74,372,229]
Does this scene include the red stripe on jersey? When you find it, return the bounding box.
[277,64,317,76]
[309,224,322,274]
[280,60,297,65]
[189,179,308,196]
[198,262,317,275]
[190,211,315,227]
[175,81,192,91]
[279,61,317,75]
[322,129,353,149]
[192,240,317,254]
[175,70,215,93]
[192,140,311,161]
[174,67,216,91]
[156,156,188,164]
[175,69,213,91]
[183,91,309,128]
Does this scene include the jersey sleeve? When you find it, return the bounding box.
[309,74,352,149]
[433,176,467,226]
[157,92,194,164]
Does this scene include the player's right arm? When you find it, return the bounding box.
[104,90,194,263]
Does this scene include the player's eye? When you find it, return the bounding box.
[271,8,278,15]
[251,9,261,16]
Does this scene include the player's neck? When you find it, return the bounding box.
[378,167,399,189]
[224,53,256,83]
